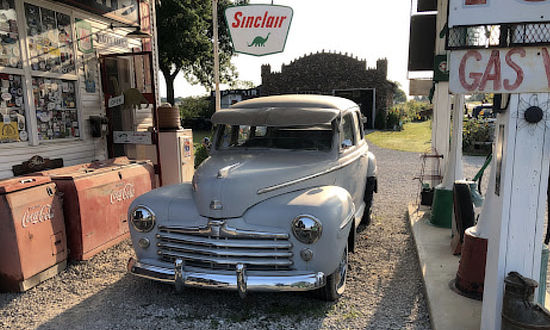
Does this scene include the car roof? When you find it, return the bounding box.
[211,94,359,127]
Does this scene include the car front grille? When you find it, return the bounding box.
[156,223,293,271]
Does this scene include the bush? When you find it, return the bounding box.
[396,100,432,123]
[194,143,210,168]
[179,96,212,120]
[463,118,494,153]
[386,108,402,131]
[374,110,386,129]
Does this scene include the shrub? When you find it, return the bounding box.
[463,118,494,153]
[179,96,212,120]
[386,108,402,131]
[194,143,210,168]
[374,110,386,130]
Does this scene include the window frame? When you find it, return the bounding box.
[339,112,357,153]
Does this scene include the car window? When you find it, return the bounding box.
[215,124,333,151]
[341,114,356,150]
[354,111,364,140]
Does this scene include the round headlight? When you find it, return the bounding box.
[292,215,323,244]
[130,206,156,232]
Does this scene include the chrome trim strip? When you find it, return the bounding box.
[159,223,289,240]
[339,210,356,230]
[157,242,293,258]
[158,251,294,267]
[257,152,363,194]
[217,163,241,179]
[128,258,326,292]
[157,233,293,249]
[127,258,174,283]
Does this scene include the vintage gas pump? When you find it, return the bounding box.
[446,0,550,327]
[479,93,550,329]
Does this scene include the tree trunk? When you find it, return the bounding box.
[165,74,175,106]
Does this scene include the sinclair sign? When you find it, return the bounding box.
[448,0,550,27]
[225,4,293,56]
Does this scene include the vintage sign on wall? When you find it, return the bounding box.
[113,131,152,144]
[76,19,94,54]
[448,0,550,27]
[225,4,293,56]
[449,47,550,93]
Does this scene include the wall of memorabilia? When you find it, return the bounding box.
[25,3,74,74]
[0,0,21,69]
[0,73,25,143]
[33,78,78,140]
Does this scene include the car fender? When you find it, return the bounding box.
[367,151,377,178]
[243,185,355,276]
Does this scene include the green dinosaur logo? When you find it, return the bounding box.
[248,33,271,47]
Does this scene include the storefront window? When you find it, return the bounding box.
[0,0,22,69]
[0,73,26,143]
[25,3,74,74]
[33,78,79,140]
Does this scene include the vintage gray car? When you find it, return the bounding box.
[127,95,377,300]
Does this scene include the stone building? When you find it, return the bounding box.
[260,51,396,128]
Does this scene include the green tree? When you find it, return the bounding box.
[157,0,245,105]
[392,82,407,104]
[179,96,212,119]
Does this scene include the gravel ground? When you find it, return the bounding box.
[0,143,452,329]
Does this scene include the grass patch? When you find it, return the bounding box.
[192,129,213,144]
[366,120,432,153]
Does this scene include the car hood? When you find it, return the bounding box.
[193,150,336,218]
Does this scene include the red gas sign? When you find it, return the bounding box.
[449,47,550,93]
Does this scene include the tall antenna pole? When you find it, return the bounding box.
[213,0,221,111]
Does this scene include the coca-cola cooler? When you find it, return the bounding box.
[0,176,67,292]
[34,157,155,260]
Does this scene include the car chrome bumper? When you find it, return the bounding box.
[128,258,325,295]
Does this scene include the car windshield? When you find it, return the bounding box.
[215,124,333,151]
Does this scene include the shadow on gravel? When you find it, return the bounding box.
[364,212,431,329]
[38,273,335,329]
[0,292,21,310]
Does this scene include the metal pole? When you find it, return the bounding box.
[213,0,221,111]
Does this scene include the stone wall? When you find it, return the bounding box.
[260,51,396,116]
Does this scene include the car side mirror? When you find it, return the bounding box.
[341,139,353,150]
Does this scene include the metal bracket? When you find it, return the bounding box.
[174,259,184,292]
[236,263,247,299]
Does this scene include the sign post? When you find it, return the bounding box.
[213,0,221,111]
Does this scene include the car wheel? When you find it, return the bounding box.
[319,243,348,301]
[361,177,376,226]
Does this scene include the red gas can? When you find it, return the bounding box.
[34,157,155,260]
[0,176,67,292]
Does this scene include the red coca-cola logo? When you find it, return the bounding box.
[110,183,135,204]
[21,204,54,228]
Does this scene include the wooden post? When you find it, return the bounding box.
[213,0,221,112]
[431,0,451,174]
[481,93,550,329]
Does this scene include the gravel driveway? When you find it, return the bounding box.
[1,143,437,329]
